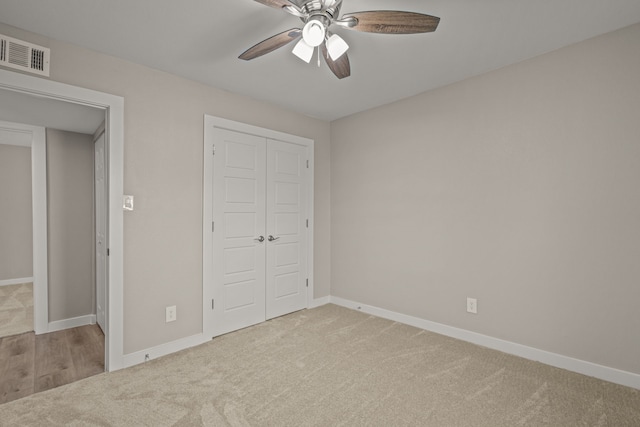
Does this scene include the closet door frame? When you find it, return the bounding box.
[202,115,314,340]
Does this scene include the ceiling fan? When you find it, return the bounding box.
[239,0,440,79]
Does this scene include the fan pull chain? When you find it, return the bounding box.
[317,46,321,67]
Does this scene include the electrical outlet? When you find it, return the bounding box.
[166,305,177,323]
[467,298,478,314]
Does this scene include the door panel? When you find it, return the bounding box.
[224,213,256,238]
[224,280,257,310]
[275,213,300,236]
[212,129,266,336]
[274,272,300,298]
[275,243,300,267]
[275,182,300,205]
[225,177,257,203]
[223,247,256,275]
[266,139,308,319]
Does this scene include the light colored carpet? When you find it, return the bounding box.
[0,304,638,426]
[0,283,33,338]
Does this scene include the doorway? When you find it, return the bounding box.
[0,121,106,403]
[0,69,125,371]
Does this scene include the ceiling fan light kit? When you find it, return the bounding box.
[326,33,349,60]
[302,19,326,46]
[240,0,440,79]
[292,38,315,63]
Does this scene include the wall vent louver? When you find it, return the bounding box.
[0,34,50,77]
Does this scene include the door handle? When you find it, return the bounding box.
[254,236,265,242]
[268,235,280,242]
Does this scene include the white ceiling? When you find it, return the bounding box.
[1,0,640,121]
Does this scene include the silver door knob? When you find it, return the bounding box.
[268,235,280,242]
[254,236,265,242]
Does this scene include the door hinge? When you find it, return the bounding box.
[212,221,215,232]
[212,144,216,156]
[212,299,215,310]
[306,159,309,168]
[306,219,309,228]
[107,248,110,256]
[306,278,309,288]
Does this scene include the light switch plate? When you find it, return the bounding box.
[123,195,134,211]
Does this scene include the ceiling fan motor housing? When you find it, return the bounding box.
[298,0,342,19]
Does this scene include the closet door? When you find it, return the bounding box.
[211,128,266,337]
[265,139,308,319]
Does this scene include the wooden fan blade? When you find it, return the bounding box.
[340,11,440,34]
[253,0,297,10]
[239,29,302,60]
[322,44,351,79]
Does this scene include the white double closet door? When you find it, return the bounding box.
[211,128,309,337]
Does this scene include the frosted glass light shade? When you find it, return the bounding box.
[292,39,314,63]
[302,20,326,47]
[326,34,349,60]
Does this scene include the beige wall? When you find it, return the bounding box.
[0,23,331,354]
[46,129,94,321]
[331,23,640,375]
[0,143,32,281]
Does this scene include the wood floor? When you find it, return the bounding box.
[0,324,104,405]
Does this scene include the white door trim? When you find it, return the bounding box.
[203,115,314,339]
[0,69,125,371]
[0,120,47,334]
[94,132,107,333]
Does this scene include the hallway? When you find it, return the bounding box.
[0,324,104,404]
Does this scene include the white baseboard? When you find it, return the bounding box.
[122,333,207,369]
[330,296,640,390]
[309,296,330,308]
[48,314,96,333]
[0,277,34,287]
[124,297,328,369]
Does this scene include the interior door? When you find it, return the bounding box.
[94,133,107,333]
[212,128,267,336]
[265,139,308,319]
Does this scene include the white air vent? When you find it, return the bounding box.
[0,34,50,77]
